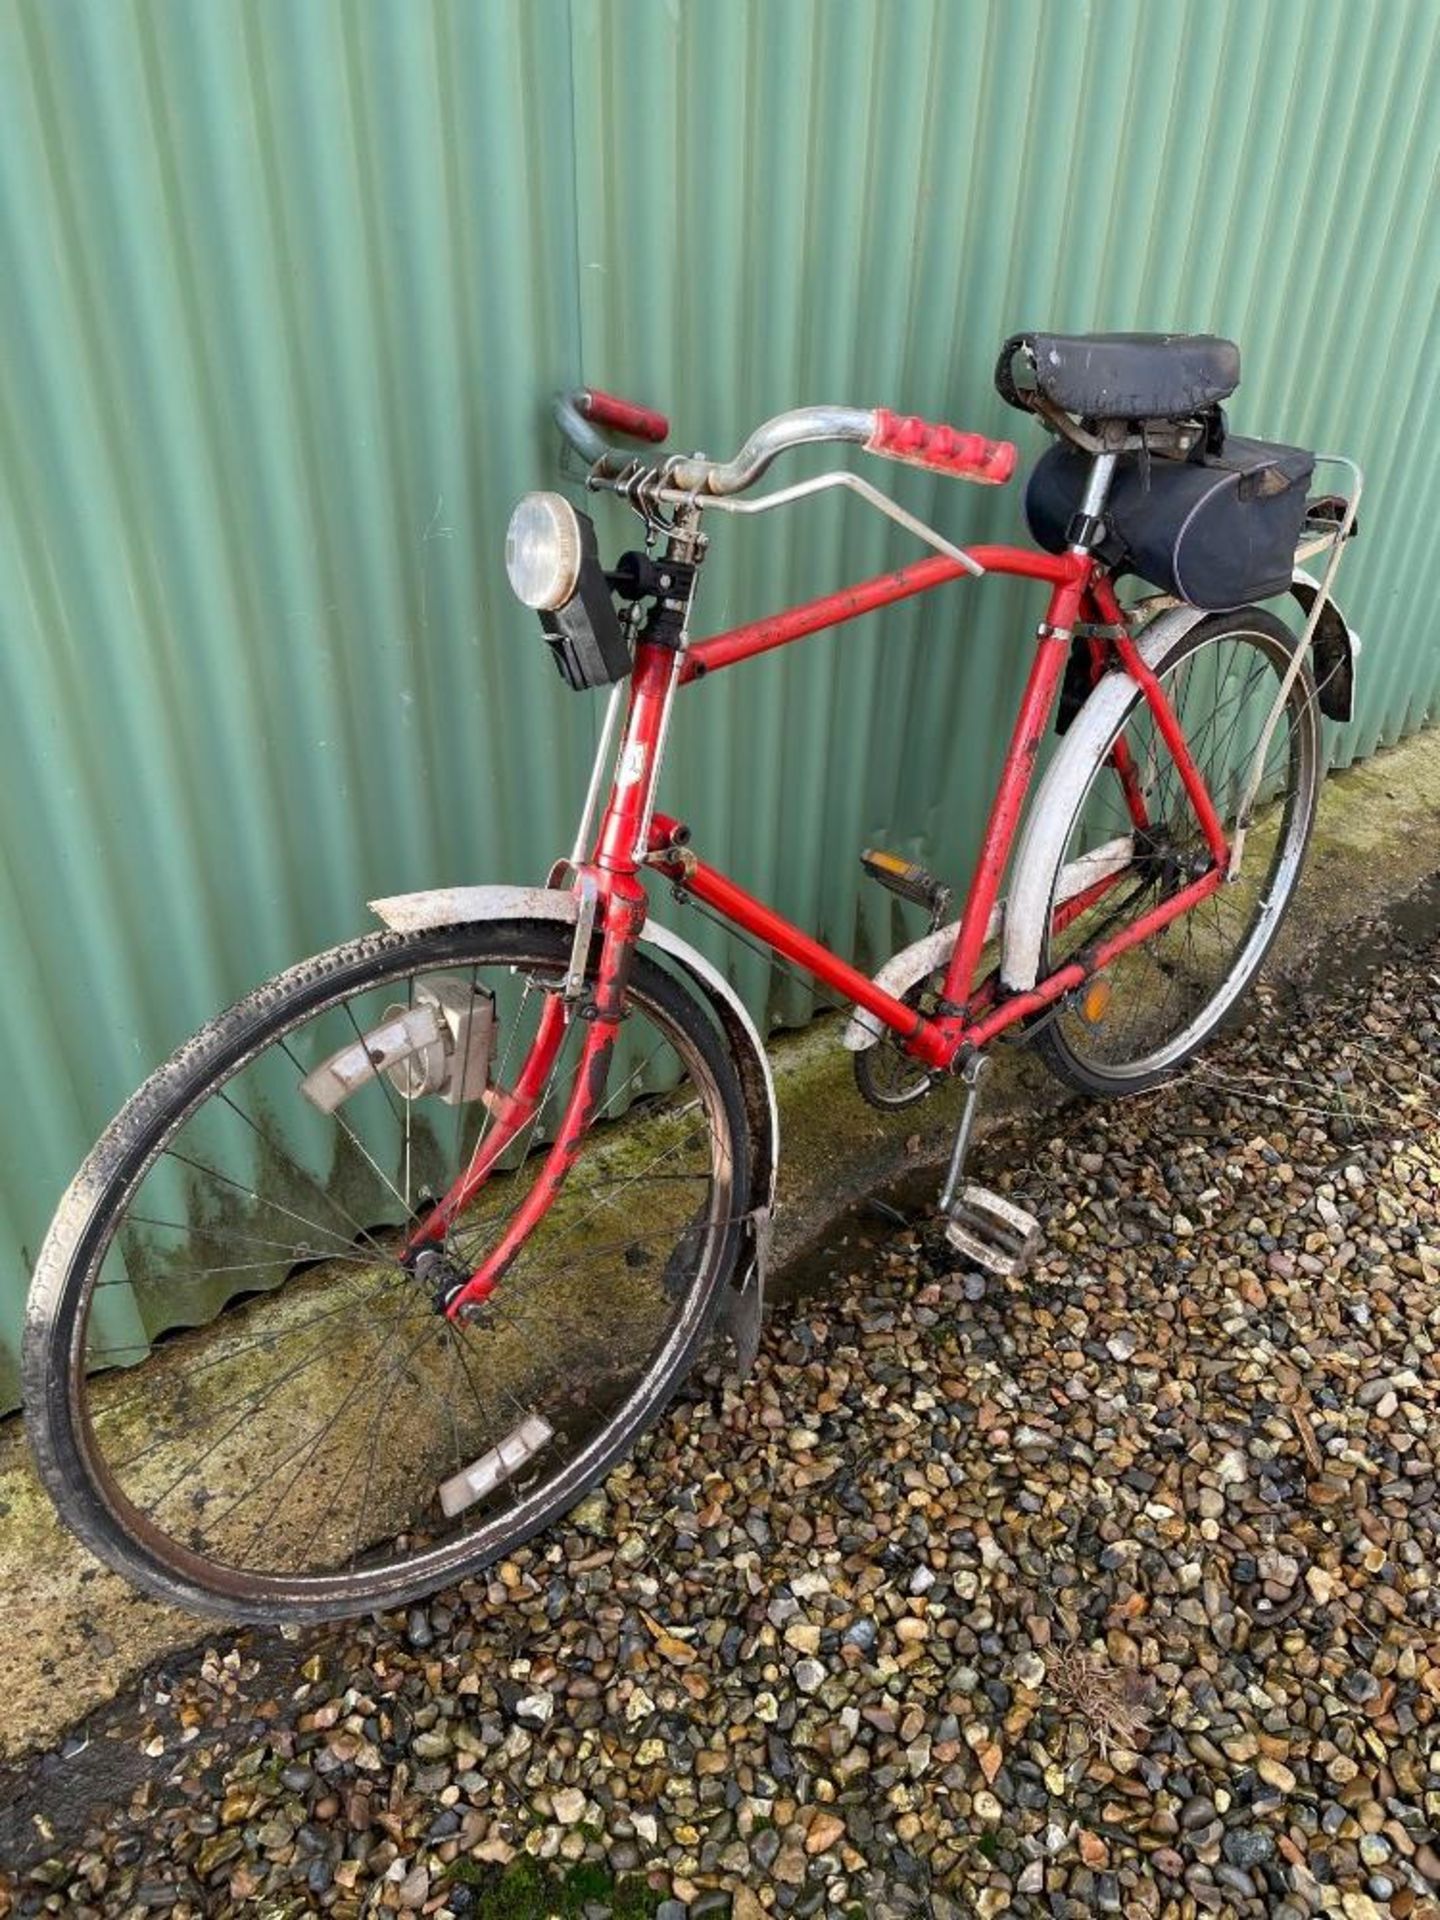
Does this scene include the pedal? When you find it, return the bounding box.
[943,1183,1041,1277]
[861,848,951,925]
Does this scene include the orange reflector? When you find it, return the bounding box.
[1080,976,1112,1026]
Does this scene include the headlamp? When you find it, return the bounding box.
[504,492,584,611]
[503,491,632,690]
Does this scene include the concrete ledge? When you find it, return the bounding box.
[2,728,1438,1761]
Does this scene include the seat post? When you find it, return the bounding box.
[1067,450,1118,554]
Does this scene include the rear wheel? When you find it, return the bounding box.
[23,920,750,1620]
[1034,608,1322,1095]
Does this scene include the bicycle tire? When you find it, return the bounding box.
[23,919,752,1621]
[1032,608,1322,1096]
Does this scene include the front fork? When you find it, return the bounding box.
[402,878,646,1318]
[410,517,705,1317]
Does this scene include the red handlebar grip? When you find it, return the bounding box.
[866,408,1017,485]
[579,388,670,444]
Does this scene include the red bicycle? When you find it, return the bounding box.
[24,331,1362,1619]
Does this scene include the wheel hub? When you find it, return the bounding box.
[409,1246,475,1315]
[1132,824,1195,897]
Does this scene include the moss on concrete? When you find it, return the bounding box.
[439,1856,661,1917]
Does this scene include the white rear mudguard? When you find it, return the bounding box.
[369,884,778,1367]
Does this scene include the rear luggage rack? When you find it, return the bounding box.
[1228,454,1363,874]
[1295,457,1361,567]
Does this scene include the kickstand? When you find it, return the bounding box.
[938,1053,1041,1278]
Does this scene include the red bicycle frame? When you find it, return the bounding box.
[422,540,1228,1314]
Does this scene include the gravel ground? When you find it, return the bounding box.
[3,887,1439,1919]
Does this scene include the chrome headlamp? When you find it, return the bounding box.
[504,491,584,610]
[503,492,631,690]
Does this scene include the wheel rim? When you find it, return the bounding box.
[62,931,739,1609]
[1042,624,1316,1082]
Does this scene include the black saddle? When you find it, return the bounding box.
[997,331,1240,421]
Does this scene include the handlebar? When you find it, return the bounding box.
[553,388,1015,497]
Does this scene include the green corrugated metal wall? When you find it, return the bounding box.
[3,0,1440,1409]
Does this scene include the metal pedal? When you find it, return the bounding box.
[861,848,951,926]
[936,1053,1040,1277]
[943,1183,1041,1277]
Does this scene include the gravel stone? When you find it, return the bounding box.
[6,902,1440,1916]
[1222,1827,1275,1869]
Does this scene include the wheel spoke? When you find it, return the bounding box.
[89,1265,405,1420]
[217,1308,446,1554]
[124,1214,385,1268]
[115,1271,416,1491]
[161,1147,372,1264]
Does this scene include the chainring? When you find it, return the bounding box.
[852,974,945,1111]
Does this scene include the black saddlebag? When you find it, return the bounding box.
[1026,434,1315,611]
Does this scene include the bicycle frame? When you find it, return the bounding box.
[649,551,1226,1048]
[415,535,1230,1315]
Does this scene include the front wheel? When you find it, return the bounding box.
[23,920,751,1621]
[1033,607,1322,1096]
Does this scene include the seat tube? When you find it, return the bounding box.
[940,456,1120,1026]
[1068,452,1118,554]
[939,570,1089,1015]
